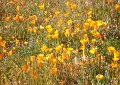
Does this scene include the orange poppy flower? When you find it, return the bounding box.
[31,20,36,25]
[37,60,44,66]
[22,64,28,71]
[5,17,10,22]
[52,58,58,65]
[114,4,120,10]
[51,67,57,75]
[0,53,4,59]
[111,63,118,69]
[21,1,26,6]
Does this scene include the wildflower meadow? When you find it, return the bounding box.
[0,0,120,85]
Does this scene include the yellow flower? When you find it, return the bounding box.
[48,48,52,52]
[96,20,106,27]
[55,44,63,53]
[37,54,44,61]
[29,27,33,33]
[91,39,96,44]
[84,23,89,29]
[52,30,59,39]
[31,56,36,62]
[78,13,80,16]
[90,48,98,54]
[24,41,28,45]
[80,39,87,47]
[0,36,2,40]
[46,53,54,61]
[67,47,73,55]
[64,13,69,17]
[55,11,60,16]
[58,56,64,63]
[67,19,72,25]
[45,25,53,33]
[83,34,89,41]
[12,46,16,51]
[96,74,104,80]
[0,40,6,47]
[38,4,44,10]
[8,50,13,56]
[114,51,119,58]
[71,32,75,37]
[107,46,116,54]
[112,57,119,62]
[70,4,77,9]
[65,1,70,6]
[64,29,71,37]
[112,51,119,62]
[44,11,47,15]
[86,18,92,24]
[41,44,48,52]
[44,17,50,22]
[3,49,7,53]
[19,15,24,21]
[36,39,39,43]
[50,15,52,18]
[33,27,38,33]
[75,27,80,33]
[16,5,21,12]
[93,31,101,38]
[33,15,38,20]
[88,11,92,16]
